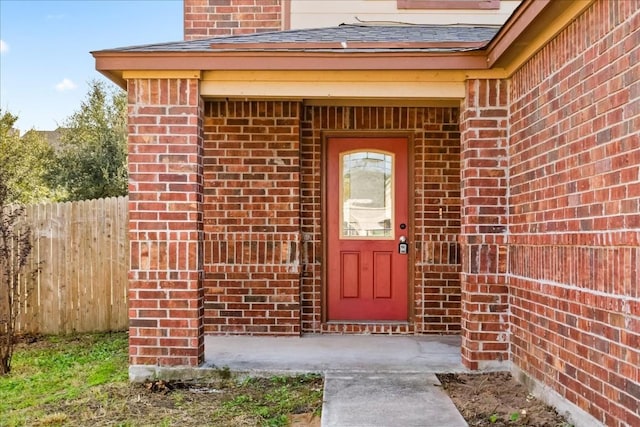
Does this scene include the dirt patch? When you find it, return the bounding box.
[438,372,571,427]
[289,412,321,427]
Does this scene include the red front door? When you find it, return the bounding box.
[327,137,409,321]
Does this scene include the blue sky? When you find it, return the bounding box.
[0,0,183,133]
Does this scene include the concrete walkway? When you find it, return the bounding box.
[205,335,469,426]
[322,373,467,427]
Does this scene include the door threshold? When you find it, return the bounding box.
[321,321,414,334]
[326,321,409,325]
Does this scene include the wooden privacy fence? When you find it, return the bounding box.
[12,196,129,334]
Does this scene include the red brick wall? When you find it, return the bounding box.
[300,106,462,334]
[459,79,510,369]
[202,100,301,335]
[509,1,640,425]
[184,0,282,40]
[127,78,205,367]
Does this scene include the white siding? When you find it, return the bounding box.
[290,0,521,28]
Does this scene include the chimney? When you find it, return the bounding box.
[184,0,285,41]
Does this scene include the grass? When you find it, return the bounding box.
[1,333,129,425]
[211,375,323,426]
[0,332,323,427]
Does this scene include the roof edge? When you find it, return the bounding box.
[93,50,492,88]
[485,0,552,65]
[486,0,596,72]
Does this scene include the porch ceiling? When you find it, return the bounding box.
[118,69,469,101]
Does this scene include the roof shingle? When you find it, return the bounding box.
[101,24,500,54]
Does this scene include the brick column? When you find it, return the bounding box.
[127,78,204,368]
[459,79,509,369]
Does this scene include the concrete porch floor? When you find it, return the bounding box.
[203,335,471,426]
[204,334,468,374]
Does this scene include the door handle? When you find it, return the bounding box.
[398,236,408,254]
